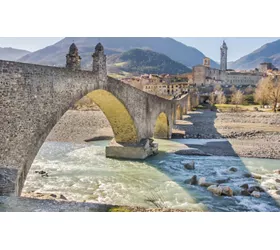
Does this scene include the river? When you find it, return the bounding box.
[2,139,280,212]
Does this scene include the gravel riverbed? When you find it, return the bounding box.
[175,110,280,159]
[46,109,280,159]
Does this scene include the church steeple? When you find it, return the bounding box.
[220,40,228,71]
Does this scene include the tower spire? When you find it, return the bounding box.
[220,40,228,71]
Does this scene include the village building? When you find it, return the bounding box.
[122,73,191,98]
[193,41,263,87]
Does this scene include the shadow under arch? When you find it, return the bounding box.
[153,112,170,139]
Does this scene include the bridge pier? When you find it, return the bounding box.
[106,138,158,160]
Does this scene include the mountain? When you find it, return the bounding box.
[18,37,219,69]
[0,47,30,61]
[229,39,280,70]
[107,48,191,75]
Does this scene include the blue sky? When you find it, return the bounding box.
[0,37,279,62]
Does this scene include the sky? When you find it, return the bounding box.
[0,37,279,62]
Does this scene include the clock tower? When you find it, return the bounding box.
[220,40,228,71]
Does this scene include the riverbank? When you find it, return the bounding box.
[1,195,185,212]
[175,110,280,159]
[46,110,114,143]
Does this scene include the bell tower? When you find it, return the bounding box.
[220,40,228,71]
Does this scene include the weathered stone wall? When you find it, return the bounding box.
[0,59,178,195]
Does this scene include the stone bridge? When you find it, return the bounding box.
[0,43,190,196]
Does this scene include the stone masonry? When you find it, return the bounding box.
[0,43,190,196]
[66,43,81,70]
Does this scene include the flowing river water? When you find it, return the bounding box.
[1,139,280,212]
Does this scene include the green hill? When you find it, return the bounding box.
[108,48,191,75]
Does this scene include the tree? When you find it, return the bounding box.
[266,76,280,112]
[214,83,222,92]
[254,78,269,106]
[216,92,227,104]
[244,85,254,95]
[230,85,237,94]
[209,92,216,106]
[231,90,244,107]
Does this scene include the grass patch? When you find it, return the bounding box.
[214,104,268,112]
[108,206,133,212]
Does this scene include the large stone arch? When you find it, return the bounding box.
[0,59,176,196]
[3,88,139,196]
[0,66,141,195]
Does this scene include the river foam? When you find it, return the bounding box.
[19,139,280,212]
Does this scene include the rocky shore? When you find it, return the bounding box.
[2,193,186,212]
[175,110,280,159]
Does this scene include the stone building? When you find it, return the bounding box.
[193,41,262,87]
[122,74,190,98]
[259,62,273,73]
[192,57,224,86]
[224,71,262,86]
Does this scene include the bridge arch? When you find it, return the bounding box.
[153,112,170,139]
[85,89,138,143]
[1,76,140,196]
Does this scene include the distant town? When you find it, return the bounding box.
[121,41,279,101]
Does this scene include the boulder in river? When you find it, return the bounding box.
[240,184,249,190]
[229,167,238,172]
[243,172,252,178]
[207,185,222,196]
[216,178,230,184]
[252,173,262,180]
[175,148,211,156]
[189,175,198,185]
[220,186,233,196]
[251,191,261,198]
[208,185,233,196]
[184,161,195,170]
[276,179,280,183]
[240,190,251,196]
[184,175,198,185]
[198,177,215,187]
[248,185,265,193]
[273,169,280,174]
